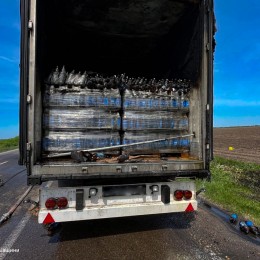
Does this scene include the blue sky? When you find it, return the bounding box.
[214,0,260,127]
[0,0,20,139]
[0,0,260,138]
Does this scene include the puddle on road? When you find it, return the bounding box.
[198,199,260,244]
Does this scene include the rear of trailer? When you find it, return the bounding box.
[19,0,215,223]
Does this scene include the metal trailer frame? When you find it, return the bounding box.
[19,0,215,185]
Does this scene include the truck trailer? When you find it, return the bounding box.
[19,0,215,224]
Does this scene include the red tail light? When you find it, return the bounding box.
[45,198,56,209]
[174,190,184,200]
[57,197,68,209]
[183,190,192,200]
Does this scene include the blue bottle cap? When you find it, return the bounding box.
[245,220,253,227]
[231,213,238,219]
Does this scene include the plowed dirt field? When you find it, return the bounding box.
[213,126,260,164]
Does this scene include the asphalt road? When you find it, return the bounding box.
[0,150,259,260]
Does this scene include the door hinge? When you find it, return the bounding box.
[27,95,32,104]
[26,142,31,151]
[206,143,210,150]
[28,20,33,31]
[206,43,210,51]
[206,104,210,111]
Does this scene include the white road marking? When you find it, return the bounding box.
[0,213,31,259]
[0,161,8,166]
[0,149,19,155]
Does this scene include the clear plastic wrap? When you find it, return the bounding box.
[123,111,181,130]
[178,115,189,130]
[43,131,120,152]
[43,108,120,130]
[43,88,121,108]
[66,70,77,85]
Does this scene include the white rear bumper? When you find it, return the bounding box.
[39,181,197,223]
[39,200,197,223]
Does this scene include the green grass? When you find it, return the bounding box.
[197,157,260,226]
[0,136,19,153]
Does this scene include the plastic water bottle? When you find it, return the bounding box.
[179,115,188,130]
[180,138,190,148]
[153,98,159,108]
[138,98,146,109]
[180,90,190,108]
[171,98,178,108]
[112,113,120,130]
[183,99,189,108]
[160,98,166,108]
[123,116,128,130]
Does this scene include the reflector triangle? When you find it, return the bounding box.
[185,203,194,212]
[43,213,55,224]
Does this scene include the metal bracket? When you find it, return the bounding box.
[82,167,88,173]
[27,95,32,104]
[162,165,168,171]
[116,166,122,173]
[28,20,33,30]
[131,166,138,172]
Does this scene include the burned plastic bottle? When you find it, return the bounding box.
[51,66,60,86]
[73,72,82,86]
[239,221,249,234]
[66,70,76,86]
[249,226,259,236]
[75,71,87,87]
[245,220,259,235]
[58,66,66,86]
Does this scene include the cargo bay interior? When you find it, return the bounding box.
[35,0,205,166]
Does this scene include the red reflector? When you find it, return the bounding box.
[185,203,194,212]
[43,213,55,224]
[174,190,183,200]
[57,197,68,209]
[183,190,192,200]
[45,198,56,209]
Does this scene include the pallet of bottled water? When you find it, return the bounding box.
[43,67,192,154]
